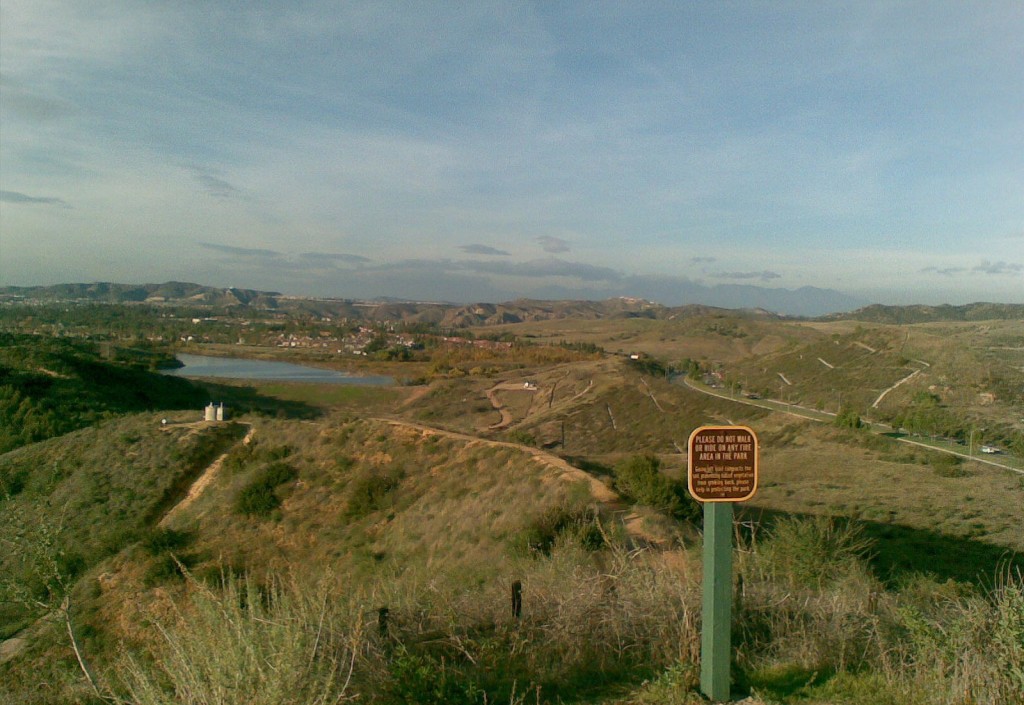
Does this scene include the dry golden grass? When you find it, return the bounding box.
[747,419,1024,582]
[475,314,818,364]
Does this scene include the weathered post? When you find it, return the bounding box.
[378,607,390,639]
[688,425,759,703]
[511,580,522,619]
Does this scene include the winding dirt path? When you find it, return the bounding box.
[384,418,618,502]
[381,417,672,547]
[484,381,540,430]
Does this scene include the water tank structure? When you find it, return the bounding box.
[216,402,225,421]
[204,403,217,422]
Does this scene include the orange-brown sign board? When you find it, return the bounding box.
[687,425,759,502]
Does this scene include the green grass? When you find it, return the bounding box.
[242,379,400,409]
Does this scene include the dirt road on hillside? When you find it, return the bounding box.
[379,418,670,548]
[384,418,618,502]
[160,423,255,526]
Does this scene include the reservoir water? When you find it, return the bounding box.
[165,353,393,386]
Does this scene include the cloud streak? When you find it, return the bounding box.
[921,261,1023,277]
[921,266,969,276]
[973,261,1023,276]
[299,251,371,264]
[460,244,510,256]
[197,242,282,258]
[188,166,242,200]
[0,190,68,207]
[713,270,782,282]
[537,236,571,254]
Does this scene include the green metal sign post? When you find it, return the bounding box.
[701,501,734,701]
[688,425,759,703]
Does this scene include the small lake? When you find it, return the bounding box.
[165,354,393,386]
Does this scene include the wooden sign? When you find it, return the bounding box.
[687,425,759,502]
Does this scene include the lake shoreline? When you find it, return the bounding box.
[163,353,394,386]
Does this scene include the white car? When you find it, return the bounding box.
[980,445,1000,454]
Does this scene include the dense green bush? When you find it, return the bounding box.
[234,462,297,518]
[613,454,701,523]
[506,429,537,446]
[518,505,605,556]
[141,527,193,555]
[834,406,863,429]
[0,334,206,453]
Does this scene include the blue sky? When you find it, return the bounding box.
[1,1,1021,310]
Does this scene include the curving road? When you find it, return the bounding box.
[677,377,1023,476]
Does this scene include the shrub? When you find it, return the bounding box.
[613,454,700,523]
[346,467,404,519]
[234,462,297,518]
[385,647,484,705]
[517,505,605,556]
[747,515,873,590]
[835,407,863,430]
[506,430,537,447]
[140,527,192,556]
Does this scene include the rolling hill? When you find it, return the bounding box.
[1,307,1022,704]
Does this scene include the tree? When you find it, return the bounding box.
[834,407,863,430]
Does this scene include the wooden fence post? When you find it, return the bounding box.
[511,580,522,619]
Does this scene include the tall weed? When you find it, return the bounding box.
[117,571,362,705]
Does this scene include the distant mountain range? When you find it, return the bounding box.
[2,281,1020,323]
[0,281,281,308]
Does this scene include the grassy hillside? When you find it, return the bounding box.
[1,314,1023,704]
[0,416,247,638]
[0,334,206,453]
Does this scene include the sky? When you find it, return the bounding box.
[1,1,1021,312]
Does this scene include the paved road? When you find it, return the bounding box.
[677,377,1024,476]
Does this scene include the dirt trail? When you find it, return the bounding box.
[383,418,635,506]
[159,423,255,526]
[871,368,922,408]
[379,418,674,548]
[483,381,544,430]
[484,384,516,430]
